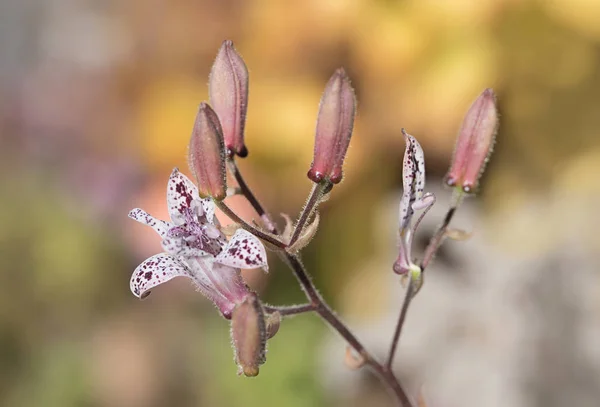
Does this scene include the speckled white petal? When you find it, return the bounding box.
[200,197,217,224]
[399,130,427,230]
[130,253,191,299]
[128,208,171,238]
[215,229,268,271]
[161,237,210,258]
[166,168,200,223]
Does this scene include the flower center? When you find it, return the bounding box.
[169,205,226,257]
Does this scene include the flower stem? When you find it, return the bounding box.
[263,303,315,316]
[385,277,414,369]
[228,165,414,407]
[214,200,287,249]
[285,254,413,407]
[288,181,328,247]
[227,159,278,234]
[420,189,464,272]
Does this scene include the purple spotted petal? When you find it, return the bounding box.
[399,130,426,230]
[130,253,192,299]
[199,197,217,225]
[128,208,171,238]
[215,229,268,271]
[167,168,200,224]
[161,237,211,258]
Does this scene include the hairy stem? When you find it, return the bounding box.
[386,278,414,369]
[285,254,413,407]
[226,164,414,407]
[420,190,464,272]
[227,159,278,234]
[288,182,328,247]
[214,201,287,249]
[263,303,315,316]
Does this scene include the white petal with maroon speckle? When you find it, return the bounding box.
[161,237,210,258]
[167,168,200,223]
[215,229,268,271]
[128,208,171,238]
[399,131,426,231]
[130,253,191,299]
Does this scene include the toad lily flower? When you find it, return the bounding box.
[393,130,435,284]
[128,168,268,319]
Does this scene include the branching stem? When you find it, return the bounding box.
[227,165,414,407]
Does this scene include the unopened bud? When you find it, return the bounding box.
[188,102,227,200]
[307,68,356,184]
[209,40,249,158]
[230,293,266,377]
[445,88,498,193]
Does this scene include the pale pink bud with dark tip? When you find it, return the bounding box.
[307,68,356,184]
[231,293,267,377]
[188,102,227,200]
[209,40,249,158]
[445,88,498,193]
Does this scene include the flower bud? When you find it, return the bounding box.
[230,293,267,377]
[307,68,356,184]
[209,40,249,158]
[188,102,227,200]
[445,88,498,193]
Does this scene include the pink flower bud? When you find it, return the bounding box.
[445,88,498,193]
[209,40,249,158]
[188,102,227,200]
[230,293,267,377]
[307,68,356,184]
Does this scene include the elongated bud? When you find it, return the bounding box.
[445,88,498,193]
[307,68,356,184]
[230,293,267,377]
[188,102,227,200]
[209,40,249,158]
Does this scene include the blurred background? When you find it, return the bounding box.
[1,0,600,406]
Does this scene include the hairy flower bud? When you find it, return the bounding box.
[445,88,498,193]
[307,68,356,184]
[209,40,249,158]
[230,293,267,377]
[188,102,227,200]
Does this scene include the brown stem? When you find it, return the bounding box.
[228,165,414,407]
[288,182,327,247]
[385,278,414,369]
[227,159,278,234]
[420,206,456,272]
[263,303,315,316]
[420,188,465,272]
[285,254,413,407]
[215,201,287,249]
